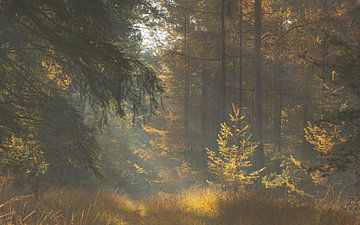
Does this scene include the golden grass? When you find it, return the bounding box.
[0,187,142,225]
[1,185,359,225]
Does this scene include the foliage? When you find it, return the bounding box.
[263,157,312,197]
[206,105,264,189]
[0,134,47,177]
[157,0,360,194]
[288,121,351,188]
[175,161,200,188]
[304,122,344,155]
[0,0,162,178]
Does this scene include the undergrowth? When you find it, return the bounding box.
[1,182,359,225]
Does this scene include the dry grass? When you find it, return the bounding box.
[1,183,359,225]
[0,179,142,225]
[141,188,360,225]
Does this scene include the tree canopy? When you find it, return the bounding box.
[0,0,162,177]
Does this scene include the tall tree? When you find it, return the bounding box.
[217,0,227,125]
[238,0,244,112]
[0,0,162,178]
[253,0,265,169]
[184,15,192,162]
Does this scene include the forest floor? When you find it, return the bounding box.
[1,185,359,225]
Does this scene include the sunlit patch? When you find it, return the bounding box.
[41,58,72,90]
[180,189,220,216]
[142,124,168,137]
[133,163,146,174]
[304,122,343,154]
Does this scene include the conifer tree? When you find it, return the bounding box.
[207,104,264,190]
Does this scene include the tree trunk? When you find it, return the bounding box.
[238,0,244,112]
[201,40,208,162]
[184,16,191,162]
[253,0,265,169]
[217,0,226,126]
[273,49,282,155]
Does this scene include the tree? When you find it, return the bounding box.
[217,0,227,125]
[0,0,162,178]
[207,104,264,190]
[253,0,265,169]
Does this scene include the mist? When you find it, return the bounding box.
[1,0,359,224]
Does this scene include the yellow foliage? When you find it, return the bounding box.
[304,122,343,154]
[41,58,72,90]
[142,124,168,137]
[206,104,263,189]
[0,134,47,175]
[290,155,304,168]
[133,163,146,174]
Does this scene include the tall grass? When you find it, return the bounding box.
[1,183,359,225]
[0,179,142,225]
[142,188,359,225]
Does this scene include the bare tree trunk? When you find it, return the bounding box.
[273,1,287,158]
[302,64,314,159]
[273,48,282,156]
[184,16,191,162]
[254,0,265,169]
[201,40,208,159]
[299,1,314,161]
[232,37,236,103]
[238,0,244,112]
[217,0,226,126]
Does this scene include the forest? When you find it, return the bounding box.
[0,0,359,224]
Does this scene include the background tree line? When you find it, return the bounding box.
[139,0,360,195]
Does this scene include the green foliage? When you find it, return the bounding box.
[206,105,264,189]
[0,134,47,176]
[0,0,162,178]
